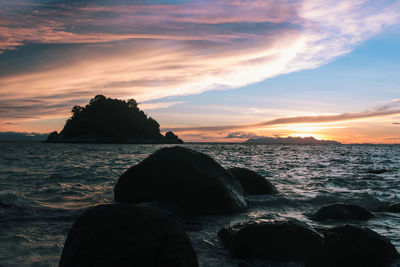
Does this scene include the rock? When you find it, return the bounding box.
[228,167,278,195]
[45,131,61,143]
[114,146,247,214]
[164,131,184,144]
[218,219,323,262]
[59,204,199,267]
[0,202,11,209]
[311,203,374,221]
[320,225,399,267]
[367,169,390,174]
[386,203,400,213]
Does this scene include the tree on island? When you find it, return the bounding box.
[46,95,183,144]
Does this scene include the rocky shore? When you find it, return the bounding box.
[59,146,400,266]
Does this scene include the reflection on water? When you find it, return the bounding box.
[0,143,399,266]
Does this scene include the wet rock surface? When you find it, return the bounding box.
[114,146,247,215]
[59,204,199,267]
[218,219,323,263]
[228,167,278,195]
[320,225,399,267]
[311,203,374,221]
[218,220,399,267]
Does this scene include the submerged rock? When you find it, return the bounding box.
[228,167,278,195]
[386,203,400,213]
[367,169,390,174]
[218,219,323,262]
[59,204,198,267]
[114,146,247,215]
[311,203,374,221]
[320,225,399,267]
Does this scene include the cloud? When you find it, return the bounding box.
[225,131,260,139]
[0,0,399,122]
[139,101,183,110]
[164,103,400,132]
[0,97,82,120]
[393,122,400,125]
[0,1,296,53]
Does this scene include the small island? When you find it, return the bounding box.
[245,136,340,145]
[45,95,183,144]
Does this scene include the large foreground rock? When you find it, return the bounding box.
[228,167,278,195]
[218,219,323,262]
[114,146,247,214]
[59,204,199,267]
[311,203,374,221]
[320,225,399,267]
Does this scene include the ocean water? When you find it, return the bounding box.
[1,142,400,266]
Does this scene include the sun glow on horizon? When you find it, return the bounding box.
[276,124,337,140]
[289,133,323,140]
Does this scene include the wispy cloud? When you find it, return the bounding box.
[0,0,399,123]
[164,103,400,132]
[139,101,183,110]
[225,131,260,139]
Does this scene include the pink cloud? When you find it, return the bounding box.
[0,0,399,125]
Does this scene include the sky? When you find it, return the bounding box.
[0,0,399,143]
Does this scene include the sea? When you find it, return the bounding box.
[1,142,400,266]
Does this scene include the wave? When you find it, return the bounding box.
[0,191,35,209]
[0,191,90,223]
[304,192,389,212]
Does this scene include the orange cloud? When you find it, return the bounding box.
[163,104,400,132]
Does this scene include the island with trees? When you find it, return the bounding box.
[45,95,183,144]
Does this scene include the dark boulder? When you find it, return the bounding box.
[311,203,374,221]
[228,167,278,195]
[59,204,198,267]
[386,203,400,213]
[114,146,247,214]
[218,219,323,262]
[0,202,11,209]
[320,225,399,267]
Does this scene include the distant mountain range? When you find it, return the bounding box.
[0,132,48,142]
[244,136,340,145]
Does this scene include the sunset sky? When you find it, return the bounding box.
[1,0,400,143]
